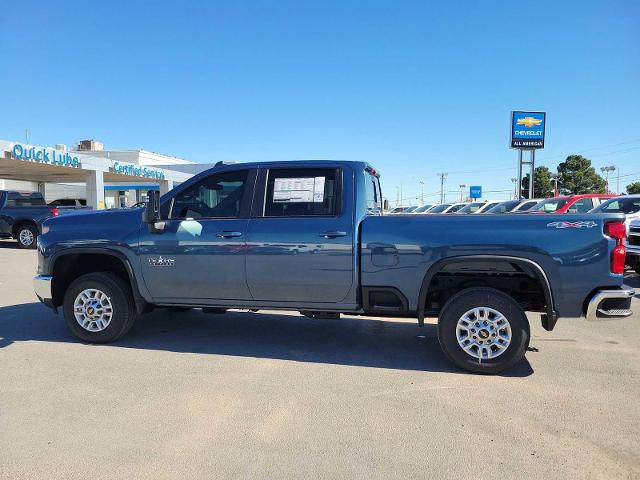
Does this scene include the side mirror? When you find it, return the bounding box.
[142,190,160,224]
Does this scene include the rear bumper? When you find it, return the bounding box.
[33,275,54,308]
[585,286,635,321]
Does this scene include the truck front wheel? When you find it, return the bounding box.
[437,287,530,374]
[63,272,138,343]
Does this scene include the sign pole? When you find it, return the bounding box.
[516,149,523,200]
[529,149,535,200]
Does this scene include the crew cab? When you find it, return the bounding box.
[33,161,634,374]
[0,191,77,248]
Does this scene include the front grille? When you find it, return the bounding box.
[629,235,640,246]
[630,227,640,235]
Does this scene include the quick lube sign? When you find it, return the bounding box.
[511,111,546,149]
[112,161,165,180]
[12,144,80,168]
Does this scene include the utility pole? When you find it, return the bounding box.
[419,180,425,204]
[437,173,448,203]
[459,184,466,202]
[601,165,615,193]
[395,185,400,207]
[551,173,559,197]
[510,178,518,200]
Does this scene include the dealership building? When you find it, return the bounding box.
[0,139,199,208]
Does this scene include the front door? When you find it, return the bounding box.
[139,169,253,302]
[245,167,355,303]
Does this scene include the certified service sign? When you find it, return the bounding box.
[511,111,546,149]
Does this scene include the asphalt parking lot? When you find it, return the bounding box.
[0,240,639,480]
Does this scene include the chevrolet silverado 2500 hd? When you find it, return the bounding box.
[33,161,634,373]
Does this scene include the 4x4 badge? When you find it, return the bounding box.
[547,221,597,229]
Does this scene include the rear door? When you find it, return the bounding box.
[245,167,355,303]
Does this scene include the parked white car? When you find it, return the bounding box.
[627,218,640,274]
[456,200,501,214]
[590,195,640,232]
[412,204,436,213]
[427,202,469,213]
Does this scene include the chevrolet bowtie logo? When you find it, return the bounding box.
[516,117,543,128]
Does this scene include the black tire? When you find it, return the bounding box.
[16,224,38,249]
[63,272,138,343]
[437,287,530,374]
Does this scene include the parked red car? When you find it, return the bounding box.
[528,194,618,214]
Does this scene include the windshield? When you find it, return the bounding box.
[447,203,466,213]
[413,204,434,213]
[456,202,484,214]
[593,197,640,214]
[486,200,519,213]
[429,204,452,213]
[403,206,419,212]
[530,198,569,213]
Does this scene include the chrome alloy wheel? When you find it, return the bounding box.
[456,307,512,361]
[19,228,34,246]
[73,289,113,332]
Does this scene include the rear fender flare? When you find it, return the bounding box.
[417,255,556,330]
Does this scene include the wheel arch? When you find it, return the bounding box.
[417,255,557,331]
[50,248,148,314]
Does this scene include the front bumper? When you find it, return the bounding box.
[586,286,635,321]
[33,275,54,307]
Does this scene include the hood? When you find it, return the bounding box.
[44,208,142,230]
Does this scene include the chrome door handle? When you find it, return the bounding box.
[216,231,243,238]
[319,230,347,238]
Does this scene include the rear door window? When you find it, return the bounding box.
[570,198,594,213]
[263,168,339,217]
[6,193,46,207]
[364,172,382,215]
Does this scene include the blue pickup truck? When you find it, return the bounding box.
[33,161,634,373]
[0,191,75,248]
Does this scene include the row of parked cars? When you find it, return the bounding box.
[391,193,640,274]
[390,194,619,215]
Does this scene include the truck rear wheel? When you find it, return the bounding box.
[16,224,38,249]
[437,287,530,374]
[63,272,138,343]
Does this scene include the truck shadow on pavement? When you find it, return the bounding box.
[0,302,534,377]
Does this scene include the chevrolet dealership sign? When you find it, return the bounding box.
[511,111,546,149]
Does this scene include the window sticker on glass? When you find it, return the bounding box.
[273,177,325,203]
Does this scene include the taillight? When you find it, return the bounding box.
[50,207,59,217]
[605,221,626,274]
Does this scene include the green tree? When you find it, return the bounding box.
[627,182,640,194]
[557,155,606,194]
[520,166,555,199]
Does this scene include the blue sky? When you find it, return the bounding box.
[1,0,639,202]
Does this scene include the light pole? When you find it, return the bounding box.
[459,184,466,202]
[551,173,559,197]
[437,173,448,203]
[601,165,616,193]
[419,180,425,204]
[510,178,518,200]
